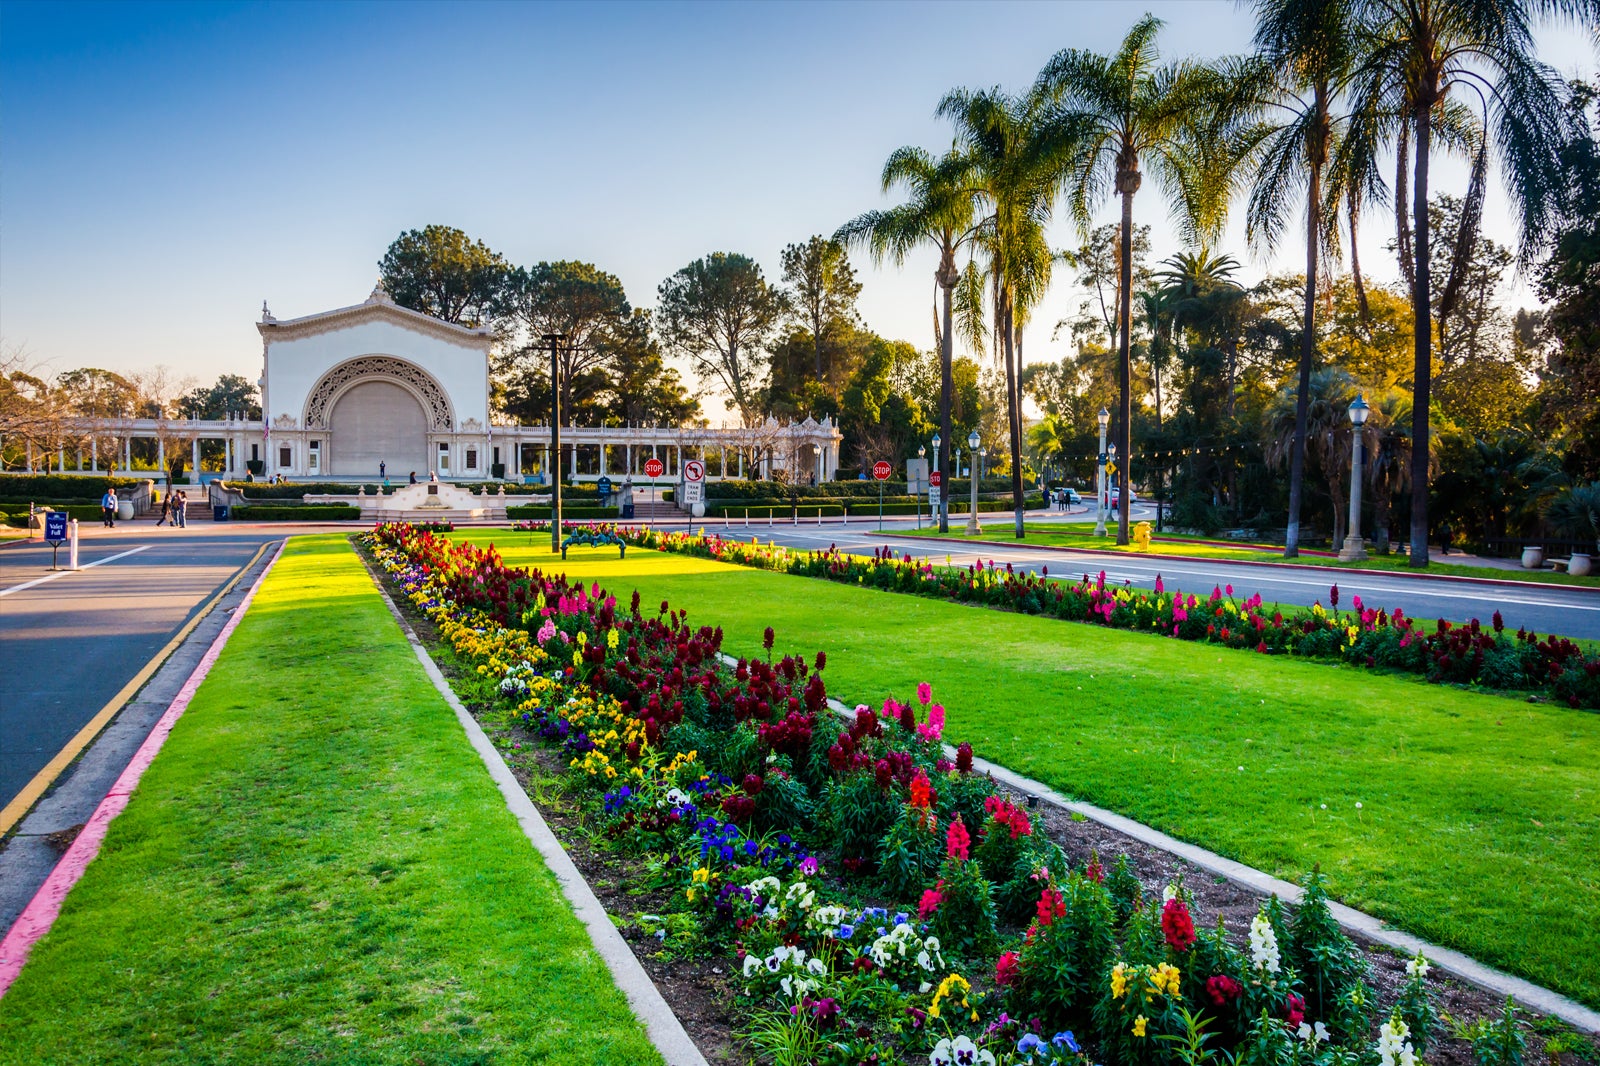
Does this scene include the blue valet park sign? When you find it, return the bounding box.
[43,511,77,571]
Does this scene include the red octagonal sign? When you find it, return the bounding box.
[643,458,665,478]
[872,461,892,480]
[929,470,943,487]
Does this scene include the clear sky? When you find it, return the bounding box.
[2,1,1592,421]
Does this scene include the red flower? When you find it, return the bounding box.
[909,771,933,809]
[1206,975,1242,1006]
[955,742,974,773]
[1161,897,1196,951]
[995,951,1020,987]
[1285,993,1305,1028]
[1084,854,1104,883]
[946,817,970,861]
[919,884,944,919]
[1036,886,1066,926]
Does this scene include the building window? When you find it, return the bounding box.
[465,447,478,471]
[251,443,260,461]
[437,442,450,473]
[278,446,291,468]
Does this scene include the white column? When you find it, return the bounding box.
[91,438,97,472]
[76,446,83,471]
[192,437,201,478]
[123,436,131,472]
[158,438,164,471]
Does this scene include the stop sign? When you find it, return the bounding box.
[929,470,942,487]
[872,461,892,480]
[643,458,664,478]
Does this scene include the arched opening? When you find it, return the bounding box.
[329,380,428,476]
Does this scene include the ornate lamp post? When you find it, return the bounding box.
[1338,393,1370,562]
[1094,406,1110,537]
[917,445,926,529]
[965,429,982,535]
[545,332,566,553]
[931,433,943,532]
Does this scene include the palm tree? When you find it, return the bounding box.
[1346,0,1581,567]
[1243,0,1367,560]
[837,149,979,533]
[937,86,1075,538]
[1035,15,1243,545]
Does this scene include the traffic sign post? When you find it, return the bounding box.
[643,457,664,518]
[873,460,891,530]
[682,459,705,530]
[928,470,942,511]
[43,512,68,570]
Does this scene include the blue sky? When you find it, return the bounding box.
[2,1,1592,419]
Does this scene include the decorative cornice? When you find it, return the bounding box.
[273,413,297,429]
[256,298,493,350]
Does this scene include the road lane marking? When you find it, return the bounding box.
[0,545,153,597]
[0,542,272,838]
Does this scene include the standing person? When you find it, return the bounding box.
[379,459,386,481]
[101,488,117,528]
[428,469,437,483]
[175,490,187,528]
[408,470,417,485]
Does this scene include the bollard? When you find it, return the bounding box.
[68,519,79,570]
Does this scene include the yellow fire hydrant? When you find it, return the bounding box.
[1133,521,1153,552]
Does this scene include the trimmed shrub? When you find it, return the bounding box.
[0,474,145,497]
[229,504,362,521]
[505,505,617,520]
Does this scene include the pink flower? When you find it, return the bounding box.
[917,704,946,743]
[995,951,1020,987]
[1226,584,1234,597]
[917,682,932,705]
[919,885,944,919]
[946,817,970,861]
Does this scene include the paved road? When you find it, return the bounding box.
[0,524,291,813]
[725,517,1600,641]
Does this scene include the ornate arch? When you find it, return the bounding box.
[303,355,454,431]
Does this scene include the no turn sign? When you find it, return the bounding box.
[684,459,705,482]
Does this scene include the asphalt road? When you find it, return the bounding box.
[0,523,291,814]
[728,515,1600,641]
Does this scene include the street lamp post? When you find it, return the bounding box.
[545,332,566,553]
[1094,407,1109,537]
[931,433,943,533]
[965,429,982,535]
[1338,394,1370,562]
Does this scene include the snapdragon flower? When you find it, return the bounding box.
[1249,912,1281,973]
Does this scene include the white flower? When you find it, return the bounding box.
[930,1036,995,1066]
[1250,912,1281,974]
[1163,885,1178,903]
[1378,1016,1415,1066]
[916,949,932,970]
[807,957,826,975]
[742,955,760,977]
[1299,1021,1330,1044]
[744,875,780,899]
[1405,954,1430,980]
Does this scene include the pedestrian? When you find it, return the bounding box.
[428,469,437,483]
[156,493,171,527]
[101,487,117,527]
[1438,521,1453,555]
[379,459,387,481]
[409,470,417,485]
[175,490,187,528]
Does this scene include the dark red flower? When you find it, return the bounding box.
[1161,897,1196,951]
[1206,975,1242,1006]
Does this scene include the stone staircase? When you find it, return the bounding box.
[627,499,681,522]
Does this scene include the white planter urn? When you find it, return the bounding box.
[1570,553,1593,578]
[1521,546,1544,569]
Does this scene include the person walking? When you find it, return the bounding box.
[408,470,417,485]
[379,459,387,481]
[156,492,172,527]
[101,488,117,528]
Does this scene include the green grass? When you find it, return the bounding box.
[471,532,1600,1012]
[896,524,1600,588]
[0,536,661,1066]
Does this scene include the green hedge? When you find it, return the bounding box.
[709,504,848,520]
[3,504,111,523]
[505,505,616,520]
[0,474,146,497]
[703,477,1015,500]
[229,505,362,521]
[224,480,571,500]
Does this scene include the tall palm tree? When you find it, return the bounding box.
[1035,14,1242,545]
[837,149,979,533]
[937,86,1075,538]
[1346,0,1581,566]
[1243,0,1365,560]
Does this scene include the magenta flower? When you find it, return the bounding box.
[917,682,932,705]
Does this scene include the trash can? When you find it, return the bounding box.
[622,499,635,519]
[213,505,230,522]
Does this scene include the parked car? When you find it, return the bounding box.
[1109,489,1138,507]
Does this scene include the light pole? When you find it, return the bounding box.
[1338,393,1370,562]
[1094,406,1109,536]
[545,332,566,553]
[931,433,943,532]
[917,445,926,530]
[965,429,982,535]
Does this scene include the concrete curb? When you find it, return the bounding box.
[0,538,288,999]
[363,553,709,1066]
[798,686,1600,1035]
[889,532,1600,596]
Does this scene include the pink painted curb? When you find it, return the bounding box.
[0,539,286,999]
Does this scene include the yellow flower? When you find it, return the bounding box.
[606,628,619,650]
[1110,962,1129,999]
[691,866,711,885]
[1133,1016,1148,1038]
[928,973,970,1020]
[577,631,587,647]
[1152,963,1182,998]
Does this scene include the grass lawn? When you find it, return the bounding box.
[0,535,661,1066]
[896,524,1600,589]
[468,531,1600,1012]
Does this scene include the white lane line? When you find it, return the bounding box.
[0,546,152,598]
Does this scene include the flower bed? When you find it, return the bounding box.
[574,526,1598,711]
[356,522,1564,1066]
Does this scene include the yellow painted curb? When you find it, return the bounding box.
[0,541,273,838]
